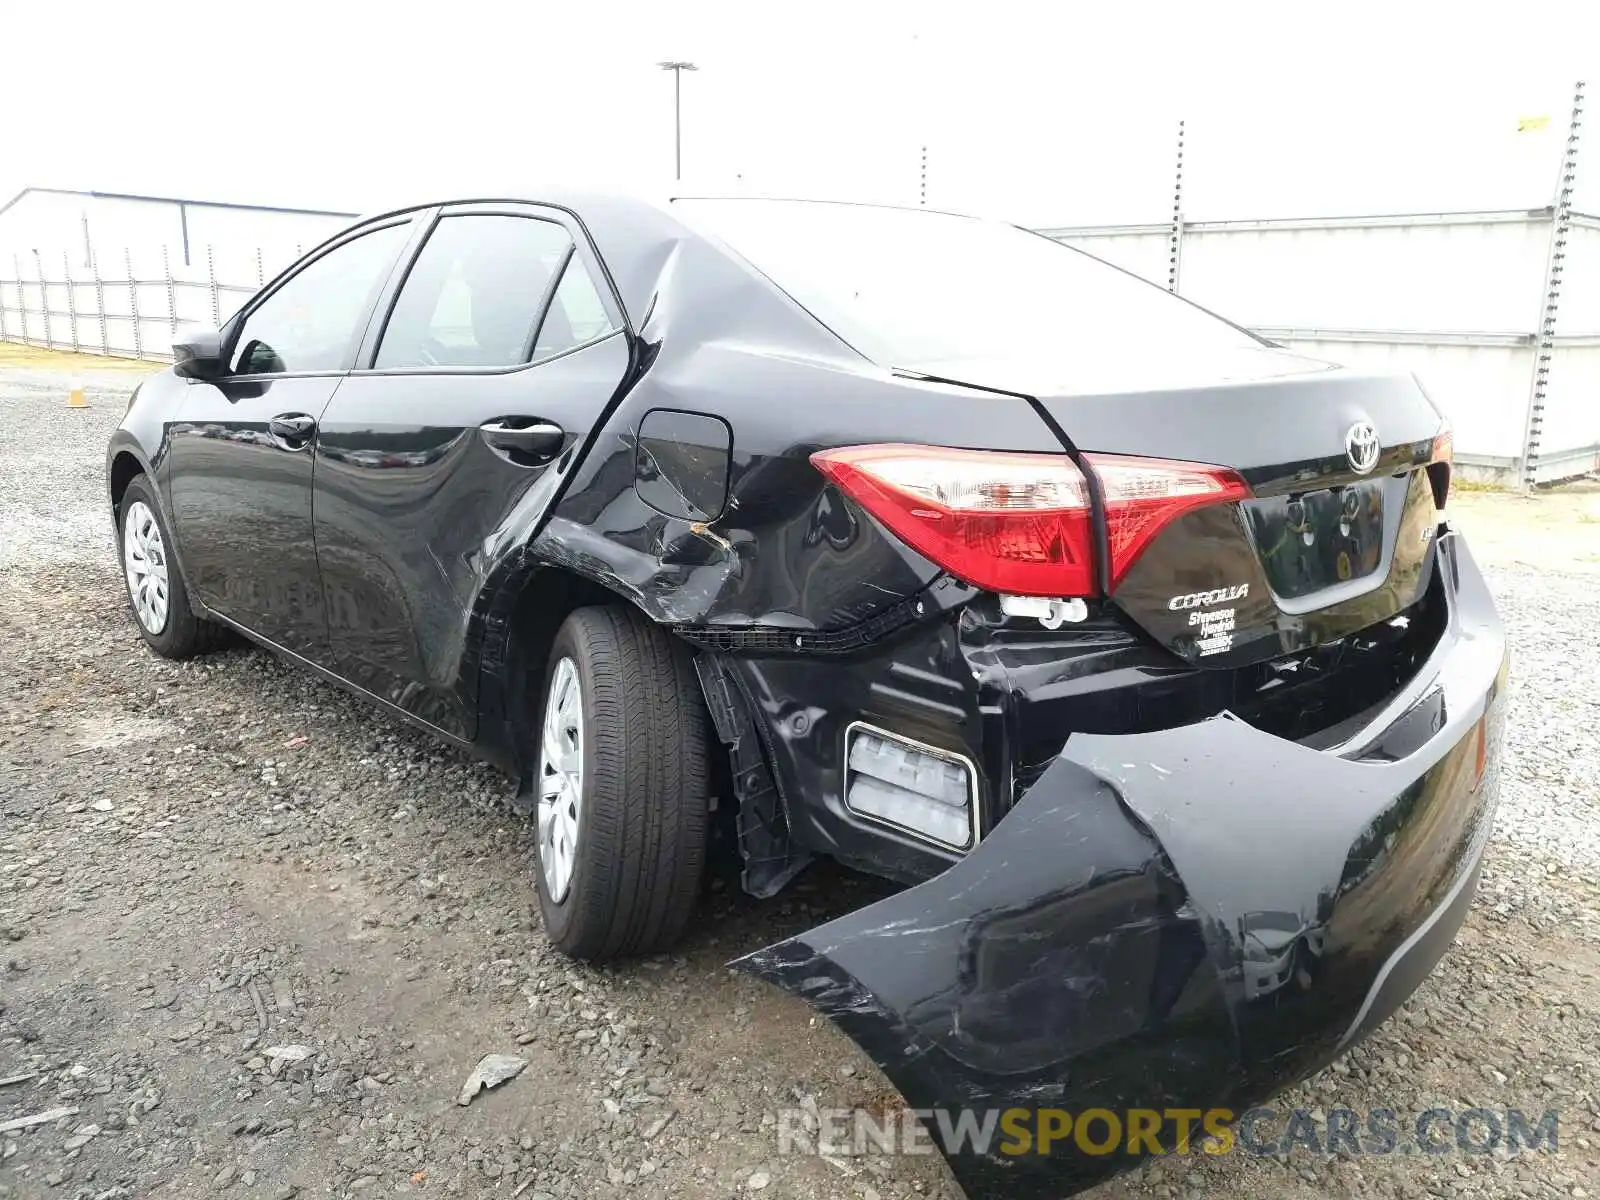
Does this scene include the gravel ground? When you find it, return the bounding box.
[2,363,1598,1200]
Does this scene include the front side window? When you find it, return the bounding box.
[375,214,601,369]
[230,222,410,375]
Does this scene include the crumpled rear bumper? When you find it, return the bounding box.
[735,533,1507,1199]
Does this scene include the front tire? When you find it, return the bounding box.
[532,606,711,960]
[117,475,225,659]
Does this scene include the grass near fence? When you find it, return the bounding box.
[0,341,163,373]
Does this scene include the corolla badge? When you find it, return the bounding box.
[1167,584,1249,610]
[1168,584,1248,658]
[1346,421,1381,474]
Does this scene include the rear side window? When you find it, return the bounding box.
[375,214,611,369]
[230,222,410,375]
[674,199,1263,378]
[532,254,615,358]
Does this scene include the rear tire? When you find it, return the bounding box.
[531,606,711,960]
[117,475,227,660]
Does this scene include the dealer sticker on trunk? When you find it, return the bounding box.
[1190,607,1237,655]
[1168,584,1248,657]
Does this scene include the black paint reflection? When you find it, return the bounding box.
[165,374,339,658]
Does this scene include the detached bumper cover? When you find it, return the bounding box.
[736,533,1507,1199]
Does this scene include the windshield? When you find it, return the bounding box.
[674,198,1264,373]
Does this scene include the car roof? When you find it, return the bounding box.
[354,184,670,225]
[354,186,965,224]
[347,189,985,333]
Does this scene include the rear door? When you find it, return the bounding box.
[311,203,630,738]
[166,218,415,657]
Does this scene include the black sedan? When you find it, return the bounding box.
[107,192,1507,1198]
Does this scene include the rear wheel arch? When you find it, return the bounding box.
[531,604,713,958]
[478,563,678,773]
[507,566,626,689]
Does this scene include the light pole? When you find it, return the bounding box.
[657,60,698,181]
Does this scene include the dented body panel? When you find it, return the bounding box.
[738,534,1507,1198]
[110,191,1509,1199]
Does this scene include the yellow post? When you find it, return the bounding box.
[67,375,88,409]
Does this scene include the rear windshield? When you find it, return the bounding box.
[674,198,1262,370]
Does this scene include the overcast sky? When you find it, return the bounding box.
[5,1,1597,225]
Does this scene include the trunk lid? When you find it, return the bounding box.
[898,351,1449,668]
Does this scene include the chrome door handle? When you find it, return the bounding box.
[479,419,565,462]
[268,412,317,449]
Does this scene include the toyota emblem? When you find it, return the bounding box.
[1345,421,1381,474]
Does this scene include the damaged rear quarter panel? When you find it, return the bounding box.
[526,228,1060,633]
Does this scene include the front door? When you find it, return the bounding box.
[166,219,415,658]
[312,206,630,738]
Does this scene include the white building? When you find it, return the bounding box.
[0,187,355,289]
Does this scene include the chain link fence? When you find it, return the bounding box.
[0,243,289,363]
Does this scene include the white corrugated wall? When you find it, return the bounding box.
[1050,212,1598,479]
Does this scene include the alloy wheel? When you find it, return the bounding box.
[122,500,170,634]
[538,656,584,903]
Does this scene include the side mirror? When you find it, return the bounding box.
[172,325,228,379]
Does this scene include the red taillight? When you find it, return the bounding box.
[1085,453,1252,591]
[809,444,1249,597]
[1428,423,1453,509]
[809,444,1096,595]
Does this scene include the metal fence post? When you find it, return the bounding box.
[163,245,178,347]
[127,248,144,360]
[33,250,53,350]
[1168,119,1186,294]
[11,255,21,345]
[207,244,220,326]
[63,252,80,352]
[1520,80,1585,493]
[94,254,108,356]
